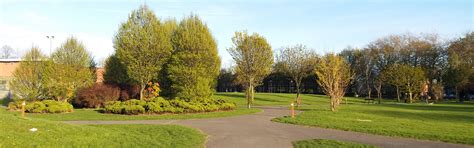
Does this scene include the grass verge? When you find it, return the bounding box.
[293,139,375,148]
[0,109,205,147]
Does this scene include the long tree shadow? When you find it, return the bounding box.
[379,103,474,113]
[364,109,473,124]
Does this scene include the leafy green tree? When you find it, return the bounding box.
[396,65,426,103]
[380,64,405,102]
[167,15,220,100]
[103,54,130,85]
[444,32,473,101]
[227,31,273,108]
[51,37,91,67]
[114,5,173,100]
[277,44,316,105]
[314,53,352,112]
[9,46,50,101]
[45,36,94,102]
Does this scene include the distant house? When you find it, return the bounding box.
[0,59,21,99]
[0,58,104,99]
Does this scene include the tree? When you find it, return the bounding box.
[45,36,94,102]
[227,31,273,108]
[277,44,315,105]
[397,65,426,103]
[1,45,16,59]
[114,5,173,100]
[444,32,474,101]
[167,15,221,100]
[314,53,352,111]
[9,46,49,101]
[103,54,130,85]
[51,37,91,67]
[380,64,405,102]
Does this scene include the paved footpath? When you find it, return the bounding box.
[65,106,470,148]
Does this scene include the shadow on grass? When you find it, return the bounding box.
[365,109,473,124]
[379,103,474,113]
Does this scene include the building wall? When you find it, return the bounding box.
[0,61,20,99]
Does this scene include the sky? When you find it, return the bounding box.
[0,0,472,67]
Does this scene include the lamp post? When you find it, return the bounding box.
[46,35,54,56]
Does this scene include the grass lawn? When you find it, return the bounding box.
[0,109,205,147]
[293,139,375,148]
[236,92,474,145]
[5,107,260,121]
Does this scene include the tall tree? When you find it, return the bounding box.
[397,65,426,103]
[114,5,173,100]
[9,46,50,101]
[103,54,130,85]
[314,53,352,111]
[227,31,273,108]
[277,44,316,105]
[167,15,221,100]
[444,32,474,101]
[46,36,94,102]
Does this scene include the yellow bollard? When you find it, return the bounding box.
[21,101,26,118]
[290,101,295,118]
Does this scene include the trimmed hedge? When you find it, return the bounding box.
[8,100,73,113]
[74,84,121,108]
[103,97,236,115]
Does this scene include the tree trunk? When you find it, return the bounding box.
[295,81,301,106]
[396,86,400,102]
[409,92,413,103]
[330,96,336,112]
[139,83,145,100]
[247,82,253,109]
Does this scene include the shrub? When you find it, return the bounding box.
[25,101,46,113]
[43,100,73,113]
[104,101,123,114]
[7,101,23,111]
[103,97,236,115]
[123,105,145,115]
[74,84,120,108]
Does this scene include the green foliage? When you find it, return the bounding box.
[103,54,130,84]
[167,15,220,100]
[314,53,352,111]
[25,101,46,113]
[52,36,92,67]
[11,100,73,113]
[114,5,173,100]
[44,36,94,102]
[227,31,274,108]
[293,139,375,148]
[8,46,50,101]
[103,97,236,115]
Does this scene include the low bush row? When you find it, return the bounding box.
[8,100,73,113]
[103,97,236,115]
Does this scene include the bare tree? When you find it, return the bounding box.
[277,44,316,105]
[1,45,16,59]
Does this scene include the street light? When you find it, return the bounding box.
[46,35,54,56]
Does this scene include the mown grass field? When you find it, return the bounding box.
[292,139,376,148]
[0,109,205,147]
[216,92,474,145]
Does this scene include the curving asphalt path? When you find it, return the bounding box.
[64,106,470,148]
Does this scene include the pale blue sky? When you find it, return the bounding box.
[0,0,472,67]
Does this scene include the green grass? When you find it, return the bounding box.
[214,92,330,106]
[0,109,205,147]
[293,139,376,148]
[244,93,474,145]
[8,107,260,121]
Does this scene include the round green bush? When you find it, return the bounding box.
[123,105,145,115]
[26,101,46,113]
